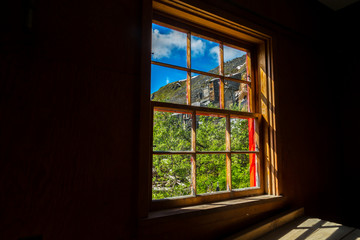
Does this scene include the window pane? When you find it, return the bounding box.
[225,80,249,111]
[191,35,220,74]
[191,73,220,108]
[231,118,249,151]
[153,110,191,151]
[151,23,187,68]
[231,117,255,151]
[231,154,251,189]
[224,45,247,80]
[152,155,191,199]
[151,64,187,104]
[196,114,226,151]
[196,154,226,194]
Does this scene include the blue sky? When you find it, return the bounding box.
[151,23,246,94]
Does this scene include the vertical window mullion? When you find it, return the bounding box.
[191,110,197,195]
[150,107,155,201]
[186,32,191,105]
[226,114,231,191]
[219,43,225,109]
[246,52,254,112]
[188,33,196,196]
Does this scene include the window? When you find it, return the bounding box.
[140,0,278,212]
[151,21,262,208]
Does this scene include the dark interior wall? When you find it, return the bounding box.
[331,2,360,227]
[0,0,356,239]
[1,0,144,239]
[275,32,342,218]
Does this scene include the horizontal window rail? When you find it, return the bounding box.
[153,150,259,155]
[152,101,260,119]
[151,60,251,84]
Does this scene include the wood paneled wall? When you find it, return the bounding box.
[2,0,357,239]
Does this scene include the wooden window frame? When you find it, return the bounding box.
[138,0,278,216]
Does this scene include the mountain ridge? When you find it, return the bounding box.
[151,55,248,109]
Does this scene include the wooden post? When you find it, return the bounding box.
[267,39,278,195]
[260,67,271,194]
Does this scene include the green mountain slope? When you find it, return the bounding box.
[151,55,247,108]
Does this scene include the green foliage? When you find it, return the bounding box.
[152,110,252,200]
[231,118,249,151]
[153,111,191,151]
[227,101,248,112]
[152,112,192,199]
[196,154,226,194]
[152,155,191,199]
[196,115,226,151]
[232,154,250,189]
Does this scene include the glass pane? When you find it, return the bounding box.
[191,35,220,74]
[231,118,249,151]
[196,154,226,194]
[224,80,249,111]
[231,154,251,189]
[196,114,226,151]
[151,64,187,104]
[231,118,255,152]
[153,111,192,151]
[151,23,187,68]
[191,73,220,108]
[224,45,247,80]
[152,155,191,199]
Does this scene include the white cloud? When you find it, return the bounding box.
[209,45,246,62]
[210,46,219,61]
[152,28,207,59]
[224,46,245,62]
[152,29,186,59]
[166,77,170,84]
[191,38,206,56]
